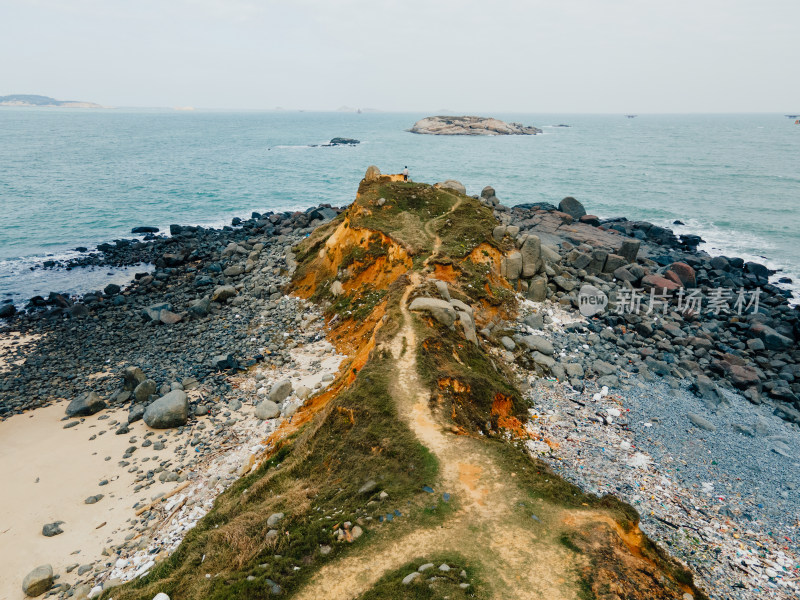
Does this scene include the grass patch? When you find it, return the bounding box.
[435,200,498,258]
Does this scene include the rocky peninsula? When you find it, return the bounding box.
[0,95,104,109]
[409,115,542,135]
[1,169,798,600]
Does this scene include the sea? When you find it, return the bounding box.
[1,109,798,305]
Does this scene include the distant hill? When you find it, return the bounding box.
[0,94,103,108]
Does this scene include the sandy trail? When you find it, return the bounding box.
[295,277,578,599]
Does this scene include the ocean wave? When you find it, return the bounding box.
[660,218,800,302]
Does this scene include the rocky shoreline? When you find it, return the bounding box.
[2,179,799,599]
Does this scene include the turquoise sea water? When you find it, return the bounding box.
[1,109,798,303]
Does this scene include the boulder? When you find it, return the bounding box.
[211,354,238,371]
[617,240,640,263]
[437,180,466,194]
[749,323,793,350]
[690,375,725,407]
[223,265,245,277]
[527,276,548,302]
[492,225,507,242]
[613,266,638,282]
[668,262,696,288]
[502,251,523,280]
[602,254,627,274]
[159,310,182,325]
[122,366,146,390]
[134,379,157,403]
[269,380,293,404]
[641,274,681,291]
[364,165,381,182]
[211,285,237,303]
[557,197,586,220]
[66,392,106,417]
[128,404,146,424]
[579,215,601,226]
[69,303,89,318]
[520,335,554,355]
[254,400,280,420]
[143,390,189,428]
[0,303,16,319]
[22,564,53,597]
[520,236,541,277]
[409,297,457,327]
[585,250,608,275]
[131,226,159,234]
[188,296,211,318]
[457,311,478,345]
[103,283,121,296]
[729,365,761,389]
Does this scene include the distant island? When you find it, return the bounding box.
[409,115,541,135]
[0,94,103,108]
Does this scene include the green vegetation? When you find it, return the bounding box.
[434,199,498,258]
[353,182,458,255]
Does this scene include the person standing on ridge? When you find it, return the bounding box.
[403,166,409,182]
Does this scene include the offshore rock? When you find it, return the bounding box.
[410,115,541,136]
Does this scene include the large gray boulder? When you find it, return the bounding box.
[22,564,53,597]
[527,276,548,302]
[503,251,523,280]
[66,392,106,417]
[409,297,457,327]
[122,366,146,391]
[520,335,554,356]
[436,180,466,195]
[134,379,157,403]
[457,312,478,345]
[364,165,381,182]
[269,380,293,404]
[558,197,586,220]
[211,285,237,303]
[188,296,211,318]
[254,400,281,420]
[618,239,640,263]
[143,390,189,428]
[520,236,541,277]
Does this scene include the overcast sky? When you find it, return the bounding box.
[1,0,797,112]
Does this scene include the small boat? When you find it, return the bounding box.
[785,114,798,118]
[625,114,637,118]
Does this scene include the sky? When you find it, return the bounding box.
[1,0,798,112]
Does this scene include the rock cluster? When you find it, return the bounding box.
[409,115,541,136]
[482,190,800,426]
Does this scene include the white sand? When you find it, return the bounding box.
[0,402,184,600]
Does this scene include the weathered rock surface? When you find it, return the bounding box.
[143,390,188,428]
[409,116,541,136]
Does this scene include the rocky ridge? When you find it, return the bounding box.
[4,168,797,599]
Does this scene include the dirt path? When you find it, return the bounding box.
[294,277,581,600]
[423,194,463,266]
